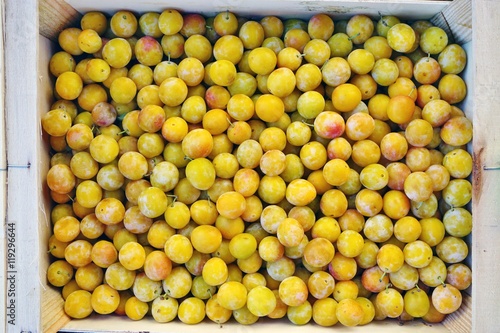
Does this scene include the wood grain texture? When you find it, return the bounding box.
[39,0,81,41]
[431,0,472,44]
[5,0,45,332]
[471,1,500,332]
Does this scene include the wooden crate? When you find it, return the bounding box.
[2,0,495,332]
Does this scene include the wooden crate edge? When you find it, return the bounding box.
[39,0,81,42]
[0,0,7,330]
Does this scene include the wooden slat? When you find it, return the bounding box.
[0,0,7,330]
[4,0,43,332]
[431,0,472,44]
[471,1,500,333]
[39,0,81,41]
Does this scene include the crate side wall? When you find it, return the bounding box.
[471,1,500,333]
[5,0,42,332]
[0,0,7,330]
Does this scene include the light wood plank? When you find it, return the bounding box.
[0,0,7,330]
[4,0,43,332]
[471,1,500,333]
[39,0,81,41]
